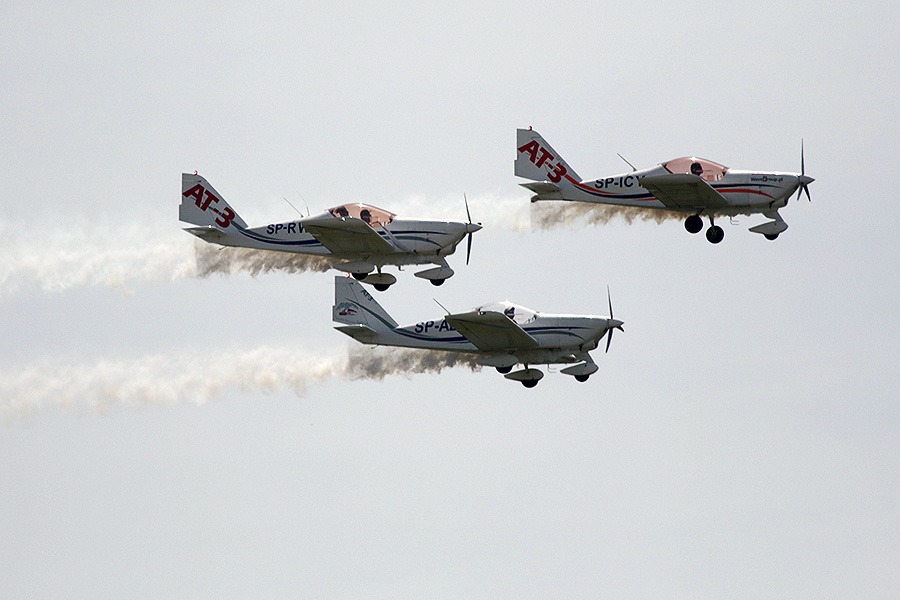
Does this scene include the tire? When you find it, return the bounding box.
[522,379,538,388]
[430,279,445,286]
[374,283,390,292]
[685,215,703,234]
[574,375,590,382]
[496,366,512,374]
[706,225,724,244]
[352,272,368,281]
[765,233,779,240]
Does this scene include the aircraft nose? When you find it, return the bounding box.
[465,222,483,234]
[799,175,815,186]
[608,318,624,332]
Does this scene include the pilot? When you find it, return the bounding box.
[360,209,371,224]
[336,206,349,218]
[504,306,515,321]
[690,161,703,176]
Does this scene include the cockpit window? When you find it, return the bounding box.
[328,203,395,227]
[476,302,537,325]
[662,157,728,181]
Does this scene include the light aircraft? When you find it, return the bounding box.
[333,275,624,387]
[515,128,814,243]
[180,173,482,290]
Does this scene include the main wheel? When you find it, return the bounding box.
[765,233,779,240]
[521,379,539,388]
[374,283,391,292]
[706,225,724,244]
[684,214,703,234]
[430,279,445,286]
[574,375,590,382]
[496,365,512,374]
[352,272,368,281]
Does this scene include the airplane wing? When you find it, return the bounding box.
[638,174,729,209]
[445,310,540,352]
[302,216,396,255]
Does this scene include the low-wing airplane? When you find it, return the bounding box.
[180,173,482,290]
[332,275,624,387]
[515,128,814,243]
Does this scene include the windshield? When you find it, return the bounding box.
[662,157,728,181]
[475,302,536,325]
[328,203,395,227]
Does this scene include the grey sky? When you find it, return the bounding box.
[1,1,897,598]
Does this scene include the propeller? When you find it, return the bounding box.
[605,286,625,353]
[795,139,814,202]
[463,194,482,265]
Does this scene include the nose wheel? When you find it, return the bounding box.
[706,225,724,244]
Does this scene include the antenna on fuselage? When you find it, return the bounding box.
[433,298,451,315]
[282,196,304,217]
[617,153,637,172]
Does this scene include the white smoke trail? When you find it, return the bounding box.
[0,345,481,421]
[530,201,684,230]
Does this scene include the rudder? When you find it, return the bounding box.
[515,128,581,183]
[333,276,398,331]
[180,173,248,230]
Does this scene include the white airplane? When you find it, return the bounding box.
[333,275,624,387]
[180,173,482,290]
[515,128,814,243]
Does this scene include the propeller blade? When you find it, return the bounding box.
[801,139,805,176]
[466,232,473,265]
[605,328,614,353]
[464,193,472,225]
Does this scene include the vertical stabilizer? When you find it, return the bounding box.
[180,173,248,229]
[333,276,398,331]
[515,128,581,183]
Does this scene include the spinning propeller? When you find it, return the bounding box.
[796,140,814,202]
[605,287,625,353]
[463,194,482,265]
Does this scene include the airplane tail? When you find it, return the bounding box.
[515,128,581,183]
[180,173,248,230]
[333,276,398,340]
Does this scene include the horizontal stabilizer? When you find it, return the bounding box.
[519,181,564,200]
[183,226,229,242]
[334,324,381,344]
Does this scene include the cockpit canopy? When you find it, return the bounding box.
[474,301,537,325]
[662,157,728,182]
[328,203,395,227]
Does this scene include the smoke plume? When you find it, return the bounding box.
[0,345,482,420]
[193,243,335,277]
[531,201,684,230]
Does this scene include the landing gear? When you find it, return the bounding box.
[574,374,590,383]
[684,214,703,234]
[706,224,724,244]
[373,283,391,292]
[352,272,368,280]
[430,279,445,287]
[521,379,539,388]
[495,365,512,374]
[764,233,779,241]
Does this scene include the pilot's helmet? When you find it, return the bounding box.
[336,206,349,217]
[690,162,703,175]
[360,209,371,223]
[504,306,515,320]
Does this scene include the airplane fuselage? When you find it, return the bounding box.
[370,313,613,363]
[549,166,802,214]
[196,216,472,266]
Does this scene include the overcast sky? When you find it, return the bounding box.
[1,1,897,598]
